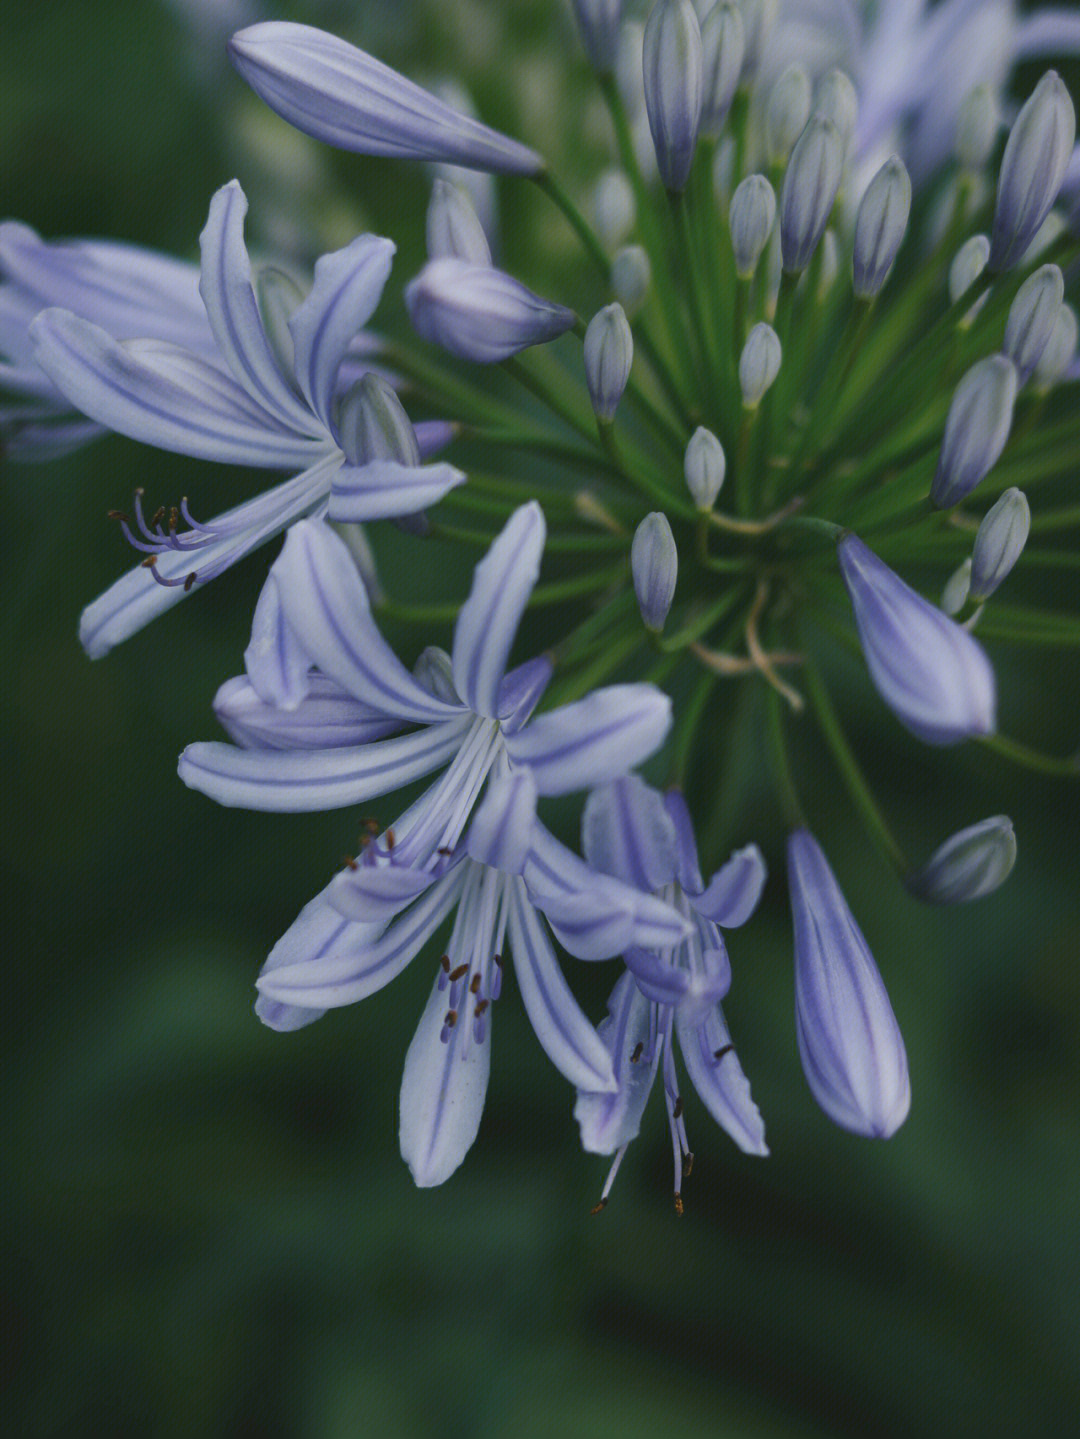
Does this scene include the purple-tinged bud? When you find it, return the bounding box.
[1003,264,1064,385]
[970,487,1030,600]
[906,816,1017,904]
[643,0,704,192]
[339,373,420,467]
[610,244,651,314]
[815,70,857,166]
[949,234,990,302]
[766,64,812,165]
[787,830,910,1139]
[584,303,634,422]
[739,322,781,406]
[699,1,745,138]
[571,0,624,75]
[729,174,776,279]
[740,0,777,77]
[852,156,911,299]
[405,258,576,363]
[931,355,1018,508]
[780,114,843,274]
[592,169,636,249]
[631,511,678,630]
[989,70,1075,272]
[941,558,972,617]
[838,534,996,745]
[956,84,1000,170]
[1032,301,1078,390]
[426,179,493,265]
[684,426,726,509]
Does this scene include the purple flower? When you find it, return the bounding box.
[31,182,463,656]
[571,0,625,75]
[405,259,576,363]
[838,534,996,745]
[788,830,910,1139]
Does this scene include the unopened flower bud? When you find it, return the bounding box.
[989,70,1075,271]
[970,487,1031,600]
[739,322,781,406]
[699,1,745,137]
[941,558,972,616]
[571,0,624,75]
[631,511,678,630]
[592,169,636,249]
[852,155,911,298]
[584,303,634,422]
[766,63,812,164]
[740,0,777,77]
[406,258,576,362]
[956,84,1000,170]
[1032,301,1078,389]
[339,373,420,467]
[932,355,1018,508]
[426,179,492,265]
[949,234,990,302]
[815,70,857,165]
[256,264,305,380]
[729,174,776,279]
[684,426,725,508]
[906,816,1017,904]
[1003,263,1064,384]
[610,244,651,314]
[780,114,843,273]
[643,0,704,191]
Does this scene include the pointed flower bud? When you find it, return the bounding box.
[405,258,576,363]
[838,534,996,745]
[699,1,745,138]
[684,426,726,509]
[740,0,777,77]
[766,64,812,165]
[949,234,990,302]
[787,830,910,1139]
[941,558,972,617]
[1003,263,1064,385]
[584,303,634,422]
[426,179,492,265]
[1032,301,1078,390]
[905,817,1017,905]
[989,71,1075,272]
[970,487,1031,601]
[956,84,1000,170]
[729,174,776,279]
[611,244,651,314]
[592,169,636,249]
[780,114,843,274]
[739,322,781,407]
[571,0,624,75]
[852,156,911,299]
[643,0,704,192]
[631,511,678,630]
[338,373,420,469]
[931,355,1018,508]
[229,23,543,175]
[815,70,857,165]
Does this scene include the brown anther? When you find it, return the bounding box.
[493,954,503,968]
[713,1044,734,1062]
[150,505,165,527]
[672,1096,683,1120]
[386,828,396,850]
[674,1193,684,1216]
[474,999,489,1016]
[469,973,482,995]
[590,1198,608,1216]
[359,834,372,849]
[134,486,145,497]
[630,1041,644,1064]
[141,555,157,568]
[682,1152,694,1178]
[183,572,197,592]
[440,954,451,973]
[169,506,179,532]
[444,1010,458,1028]
[342,855,358,871]
[448,964,468,982]
[107,510,129,523]
[364,818,380,834]
[437,846,454,857]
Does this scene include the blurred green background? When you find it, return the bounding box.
[4,3,1080,1435]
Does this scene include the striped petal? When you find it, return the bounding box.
[676,1005,768,1155]
[574,973,661,1154]
[504,684,672,795]
[213,674,404,752]
[328,458,465,521]
[693,845,767,927]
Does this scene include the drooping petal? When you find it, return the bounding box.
[243,572,311,709]
[508,879,618,1093]
[328,861,439,923]
[213,674,405,751]
[581,776,677,891]
[466,771,538,875]
[178,718,471,811]
[451,502,545,718]
[288,233,396,430]
[504,684,672,795]
[399,966,492,1188]
[271,519,464,722]
[230,23,543,174]
[676,1005,768,1155]
[496,657,553,733]
[693,845,767,927]
[328,458,465,521]
[574,972,661,1154]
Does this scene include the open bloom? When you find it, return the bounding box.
[31,181,463,657]
[574,778,768,1210]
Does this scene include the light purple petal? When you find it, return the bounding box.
[328,861,439,923]
[466,771,538,875]
[505,684,673,795]
[213,673,405,751]
[1016,11,1080,57]
[451,502,545,718]
[663,790,704,894]
[676,1005,768,1155]
[693,844,767,927]
[244,572,311,709]
[496,657,553,733]
[328,458,465,522]
[581,776,677,891]
[406,259,576,363]
[574,972,661,1154]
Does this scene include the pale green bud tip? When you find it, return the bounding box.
[941,558,972,617]
[852,156,911,299]
[766,64,812,164]
[631,511,678,630]
[970,488,1031,600]
[584,303,634,422]
[729,174,776,279]
[684,426,726,509]
[739,322,781,406]
[610,244,651,314]
[1004,264,1064,385]
[906,817,1017,904]
[956,84,1000,170]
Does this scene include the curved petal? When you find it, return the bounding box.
[466,770,537,875]
[505,684,672,795]
[328,458,465,521]
[244,572,311,709]
[581,776,677,891]
[31,310,326,468]
[198,181,320,434]
[271,519,465,722]
[693,844,767,927]
[288,233,395,429]
[1016,12,1080,57]
[213,674,404,751]
[574,972,661,1155]
[451,502,545,718]
[663,790,705,894]
[496,657,553,733]
[178,718,471,811]
[676,1006,768,1156]
[328,861,439,923]
[508,878,617,1093]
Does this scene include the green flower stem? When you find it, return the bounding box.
[981,733,1080,778]
[1029,505,1080,533]
[532,170,612,280]
[501,355,597,443]
[669,667,720,787]
[791,295,874,478]
[462,426,605,471]
[659,583,750,652]
[733,406,757,517]
[766,687,807,831]
[546,625,645,706]
[669,187,720,414]
[800,650,910,874]
[381,342,523,429]
[631,323,698,433]
[548,588,637,669]
[597,422,698,519]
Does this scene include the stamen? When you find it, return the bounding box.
[673,1095,683,1119]
[469,972,482,994]
[674,1193,684,1216]
[447,963,468,982]
[342,855,359,871]
[682,1152,694,1177]
[474,998,489,1016]
[491,954,503,1001]
[712,1044,734,1064]
[630,1041,644,1064]
[592,1145,628,1213]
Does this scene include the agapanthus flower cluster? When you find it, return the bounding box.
[6,0,1080,1203]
